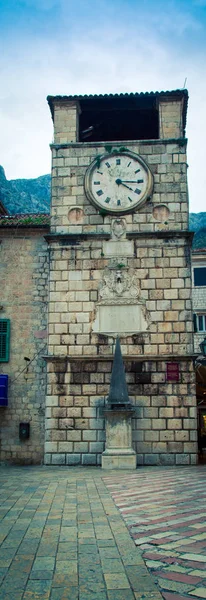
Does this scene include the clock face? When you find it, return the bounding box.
[84,151,153,214]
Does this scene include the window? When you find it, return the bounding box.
[194,314,206,333]
[0,319,10,362]
[194,267,206,286]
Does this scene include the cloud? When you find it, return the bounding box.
[0,0,206,211]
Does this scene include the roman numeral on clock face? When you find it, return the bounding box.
[135,188,141,195]
[97,189,103,196]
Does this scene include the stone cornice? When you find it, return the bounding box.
[50,137,187,150]
[43,354,195,362]
[44,230,193,244]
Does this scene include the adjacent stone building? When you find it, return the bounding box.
[0,89,199,466]
[192,249,206,451]
[192,249,206,353]
[0,215,49,463]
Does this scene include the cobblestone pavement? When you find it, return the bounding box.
[0,466,161,600]
[104,466,206,600]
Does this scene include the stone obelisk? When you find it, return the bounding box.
[102,338,136,469]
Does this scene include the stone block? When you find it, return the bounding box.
[183,418,197,429]
[159,408,174,418]
[59,418,74,429]
[145,430,159,441]
[102,453,136,469]
[66,454,81,465]
[152,418,166,429]
[175,453,190,465]
[51,454,66,465]
[82,453,97,465]
[144,454,160,465]
[58,442,73,452]
[74,418,88,429]
[74,441,89,452]
[44,454,51,465]
[83,430,97,441]
[159,453,175,465]
[160,431,174,441]
[167,418,182,429]
[183,442,197,453]
[152,442,167,453]
[67,430,81,441]
[90,442,104,453]
[90,418,104,430]
[167,442,183,453]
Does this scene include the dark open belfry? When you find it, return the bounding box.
[80,101,159,142]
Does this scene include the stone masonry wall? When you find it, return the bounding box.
[45,230,197,466]
[50,140,188,234]
[0,230,49,464]
[45,356,196,467]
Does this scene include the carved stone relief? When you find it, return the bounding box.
[112,218,126,239]
[92,267,150,335]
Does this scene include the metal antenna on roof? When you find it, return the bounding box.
[183,77,187,89]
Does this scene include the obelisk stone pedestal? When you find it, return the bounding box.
[102,408,136,469]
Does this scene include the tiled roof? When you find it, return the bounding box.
[0,214,50,227]
[192,247,206,253]
[47,88,188,102]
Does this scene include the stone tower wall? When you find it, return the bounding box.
[45,109,197,466]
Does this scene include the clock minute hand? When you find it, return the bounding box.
[121,179,142,183]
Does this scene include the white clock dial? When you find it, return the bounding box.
[84,151,153,214]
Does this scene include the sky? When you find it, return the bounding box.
[0,0,206,213]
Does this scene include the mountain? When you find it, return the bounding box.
[0,166,50,214]
[0,166,205,248]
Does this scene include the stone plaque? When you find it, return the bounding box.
[93,303,148,335]
[103,240,134,257]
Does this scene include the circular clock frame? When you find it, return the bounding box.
[84,150,153,215]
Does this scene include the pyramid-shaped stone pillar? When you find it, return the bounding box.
[102,338,136,469]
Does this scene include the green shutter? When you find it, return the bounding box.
[0,319,10,362]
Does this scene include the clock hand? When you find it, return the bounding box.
[115,178,134,192]
[120,179,143,183]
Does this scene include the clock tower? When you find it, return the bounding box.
[45,90,197,467]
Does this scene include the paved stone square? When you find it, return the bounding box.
[0,466,205,599]
[0,465,161,600]
[104,466,206,600]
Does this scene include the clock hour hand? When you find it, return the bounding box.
[115,178,134,192]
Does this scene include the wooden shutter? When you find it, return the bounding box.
[0,319,10,362]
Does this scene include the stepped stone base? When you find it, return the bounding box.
[102,449,136,469]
